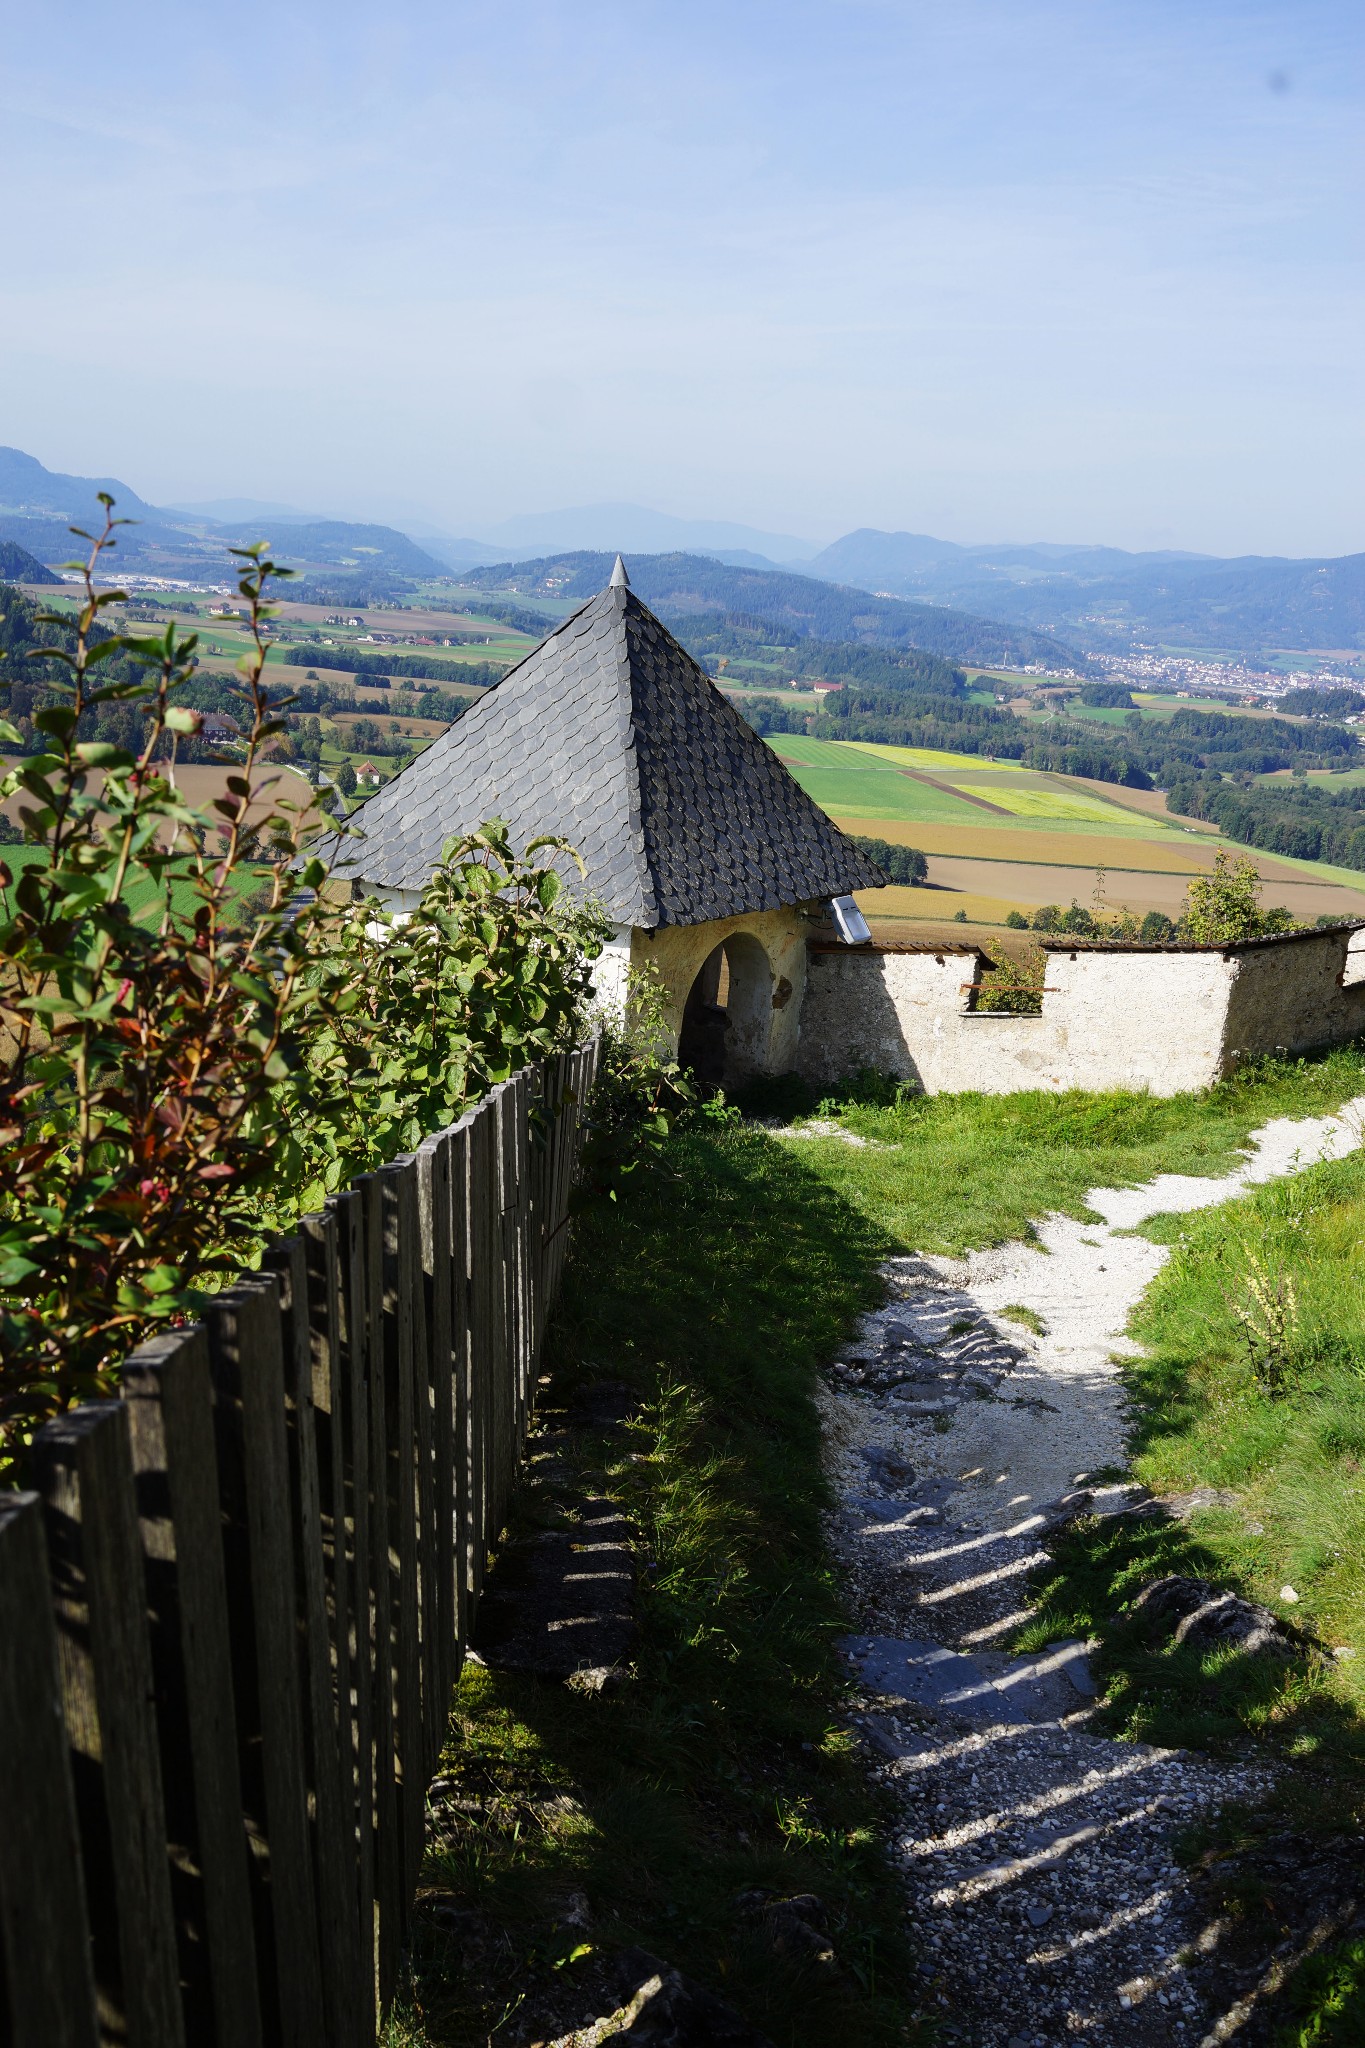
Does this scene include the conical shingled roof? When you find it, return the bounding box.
[330,565,885,927]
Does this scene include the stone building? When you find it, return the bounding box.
[329,558,882,1088]
[797,923,1365,1097]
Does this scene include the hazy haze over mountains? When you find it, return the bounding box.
[1,444,1360,657]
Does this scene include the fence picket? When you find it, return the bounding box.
[467,1104,496,1594]
[300,1207,369,2048]
[357,1171,401,2008]
[333,1185,377,2033]
[0,1491,99,2048]
[204,1280,326,2048]
[265,1235,359,2048]
[382,1162,425,1907]
[448,1119,476,1628]
[417,1132,455,1776]
[31,1401,186,2048]
[121,1330,262,2048]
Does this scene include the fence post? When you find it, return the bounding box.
[333,1184,377,2034]
[30,1401,186,2048]
[380,1160,425,1912]
[264,1234,362,2048]
[121,1329,263,2048]
[0,1490,99,2048]
[204,1279,327,2047]
[417,1129,456,1775]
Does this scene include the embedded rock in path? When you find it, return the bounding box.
[735,1890,836,1967]
[1131,1575,1311,1661]
[567,1380,639,1433]
[550,1948,775,2045]
[857,1442,915,1483]
[839,1634,1091,1727]
[472,1497,636,1682]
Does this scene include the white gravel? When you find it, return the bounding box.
[896,1096,1365,1532]
[824,1095,1365,2047]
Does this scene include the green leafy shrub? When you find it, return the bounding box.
[575,965,694,1198]
[972,944,1048,1014]
[0,506,605,1474]
[288,822,608,1215]
[1179,846,1295,943]
[0,510,323,1461]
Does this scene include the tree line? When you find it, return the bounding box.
[1165,773,1365,871]
[283,644,507,686]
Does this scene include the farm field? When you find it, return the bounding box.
[765,736,1365,934]
[1258,764,1365,788]
[1,760,316,835]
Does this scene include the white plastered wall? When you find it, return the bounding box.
[796,927,1365,1097]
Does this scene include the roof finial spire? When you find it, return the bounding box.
[609,554,629,589]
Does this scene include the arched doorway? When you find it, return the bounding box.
[677,932,773,1090]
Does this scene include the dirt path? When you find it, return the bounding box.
[823,1099,1365,2047]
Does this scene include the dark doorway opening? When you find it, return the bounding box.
[677,934,773,1091]
[678,942,730,1090]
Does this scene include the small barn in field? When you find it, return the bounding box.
[330,558,881,1087]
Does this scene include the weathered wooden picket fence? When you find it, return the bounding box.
[0,1041,599,2048]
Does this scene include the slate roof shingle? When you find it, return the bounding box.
[330,565,885,926]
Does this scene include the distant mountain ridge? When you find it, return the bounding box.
[0,447,446,582]
[0,445,159,521]
[803,527,1365,653]
[463,502,820,565]
[457,551,1086,671]
[4,442,1358,655]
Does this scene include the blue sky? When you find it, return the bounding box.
[1,0,1361,554]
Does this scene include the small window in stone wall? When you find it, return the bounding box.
[1343,929,1365,988]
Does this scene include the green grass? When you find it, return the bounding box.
[1275,1936,1365,2044]
[1020,1148,1365,1761]
[778,762,979,824]
[391,1127,924,2047]
[766,1046,1365,1254]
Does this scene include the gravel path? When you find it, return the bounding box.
[823,1098,1365,2047]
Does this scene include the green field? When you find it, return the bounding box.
[763,735,1365,931]
[767,736,1180,839]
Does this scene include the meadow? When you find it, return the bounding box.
[766,735,1365,936]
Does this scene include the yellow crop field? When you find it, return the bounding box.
[830,817,1217,873]
[844,741,1029,773]
[955,784,1136,824]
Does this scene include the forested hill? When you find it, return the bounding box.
[456,551,1087,671]
[801,526,1365,654]
[0,541,58,585]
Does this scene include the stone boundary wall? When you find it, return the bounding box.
[796,925,1365,1097]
